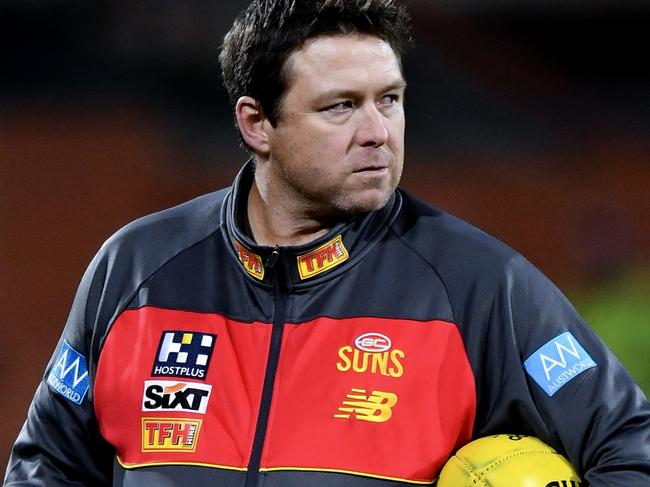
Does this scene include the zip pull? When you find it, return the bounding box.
[265,246,280,268]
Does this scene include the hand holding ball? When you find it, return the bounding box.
[437,435,583,486]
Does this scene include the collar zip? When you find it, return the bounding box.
[224,160,401,287]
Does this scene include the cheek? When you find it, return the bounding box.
[270,132,328,184]
[300,128,350,157]
[277,127,348,168]
[388,117,405,149]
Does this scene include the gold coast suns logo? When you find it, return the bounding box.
[336,332,405,378]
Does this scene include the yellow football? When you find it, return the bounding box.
[437,434,583,486]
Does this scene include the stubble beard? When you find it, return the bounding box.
[329,172,400,216]
[273,157,402,221]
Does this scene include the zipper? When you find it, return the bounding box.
[245,247,286,487]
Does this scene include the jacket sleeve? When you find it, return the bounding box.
[470,255,650,486]
[3,191,223,486]
[4,253,115,486]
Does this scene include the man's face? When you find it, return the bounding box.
[263,33,406,217]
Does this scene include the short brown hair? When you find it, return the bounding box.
[219,0,412,127]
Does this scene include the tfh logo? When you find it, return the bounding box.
[297,235,349,279]
[141,418,202,452]
[233,240,264,280]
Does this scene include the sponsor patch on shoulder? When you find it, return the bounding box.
[524,331,597,397]
[47,341,90,405]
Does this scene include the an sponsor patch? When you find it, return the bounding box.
[151,331,216,380]
[524,332,597,397]
[142,380,212,414]
[47,341,89,405]
[297,234,349,279]
[334,388,398,423]
[233,239,264,280]
[141,418,202,452]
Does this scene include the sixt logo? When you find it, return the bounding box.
[47,341,90,405]
[142,380,212,414]
[524,332,597,397]
[151,331,216,380]
[297,235,349,279]
[337,332,404,378]
[334,388,398,423]
[233,239,264,280]
[141,418,201,452]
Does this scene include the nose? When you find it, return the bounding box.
[355,104,389,148]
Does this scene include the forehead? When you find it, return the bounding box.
[283,34,404,99]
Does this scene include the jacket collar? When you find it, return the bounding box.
[222,159,401,289]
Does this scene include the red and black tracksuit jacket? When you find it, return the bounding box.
[5,161,650,486]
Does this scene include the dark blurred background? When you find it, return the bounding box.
[2,0,649,469]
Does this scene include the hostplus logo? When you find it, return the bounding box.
[151,331,216,380]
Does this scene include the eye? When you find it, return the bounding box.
[378,94,400,108]
[321,100,354,114]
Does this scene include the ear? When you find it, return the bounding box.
[235,96,271,154]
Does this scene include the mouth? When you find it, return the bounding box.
[352,165,389,175]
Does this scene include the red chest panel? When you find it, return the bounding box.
[94,307,475,483]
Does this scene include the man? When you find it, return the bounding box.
[5,1,650,486]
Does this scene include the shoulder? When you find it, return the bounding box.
[76,187,230,311]
[99,187,229,263]
[391,188,569,325]
[391,188,525,280]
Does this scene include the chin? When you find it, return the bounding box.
[336,189,394,215]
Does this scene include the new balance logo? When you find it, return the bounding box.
[47,341,90,405]
[334,388,398,423]
[151,331,216,380]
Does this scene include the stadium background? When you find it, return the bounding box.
[2,0,649,470]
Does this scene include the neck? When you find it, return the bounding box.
[247,177,333,247]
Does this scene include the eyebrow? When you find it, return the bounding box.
[381,79,408,93]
